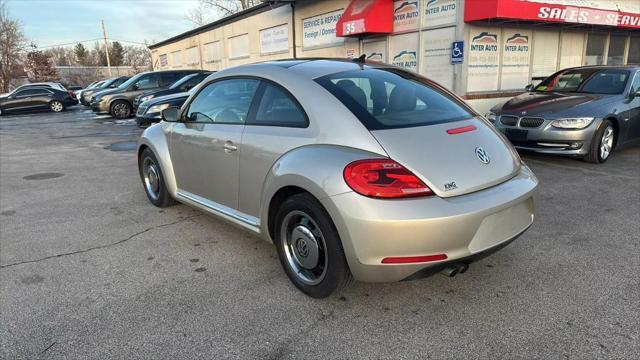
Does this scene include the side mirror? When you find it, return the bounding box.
[525,84,534,92]
[161,107,180,122]
[132,84,139,91]
[632,90,640,99]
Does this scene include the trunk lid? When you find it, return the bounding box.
[370,118,520,197]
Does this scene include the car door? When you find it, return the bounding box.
[626,70,640,141]
[29,88,54,109]
[169,77,260,210]
[3,89,38,111]
[238,81,311,217]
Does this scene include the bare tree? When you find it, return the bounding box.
[200,0,260,17]
[0,0,27,92]
[185,3,209,28]
[24,49,59,82]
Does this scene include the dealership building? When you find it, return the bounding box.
[148,0,640,113]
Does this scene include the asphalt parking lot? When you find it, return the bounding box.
[1,107,638,359]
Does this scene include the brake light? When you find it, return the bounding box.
[343,159,434,198]
[381,254,447,264]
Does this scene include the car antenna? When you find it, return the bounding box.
[353,54,366,69]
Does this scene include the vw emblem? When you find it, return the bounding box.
[295,238,309,258]
[475,147,491,164]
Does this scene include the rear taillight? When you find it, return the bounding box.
[343,159,434,198]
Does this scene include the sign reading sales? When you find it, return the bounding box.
[465,0,640,29]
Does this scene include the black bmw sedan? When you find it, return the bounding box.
[488,65,640,163]
[133,71,212,111]
[0,87,78,116]
[135,91,191,127]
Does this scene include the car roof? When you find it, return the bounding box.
[561,65,640,72]
[215,58,392,80]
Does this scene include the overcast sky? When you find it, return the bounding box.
[5,0,208,48]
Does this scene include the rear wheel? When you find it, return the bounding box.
[138,148,175,207]
[110,100,132,119]
[585,119,615,164]
[273,193,352,298]
[49,100,64,112]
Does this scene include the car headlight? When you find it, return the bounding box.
[140,95,154,103]
[551,117,594,129]
[147,103,170,114]
[485,112,497,123]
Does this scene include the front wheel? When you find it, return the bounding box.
[273,193,352,298]
[138,148,175,207]
[585,119,615,164]
[50,100,64,112]
[110,100,132,119]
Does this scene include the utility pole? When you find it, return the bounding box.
[101,20,112,77]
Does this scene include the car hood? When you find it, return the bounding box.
[145,92,189,107]
[142,88,178,99]
[493,92,616,118]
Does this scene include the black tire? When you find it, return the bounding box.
[273,193,352,298]
[110,100,132,119]
[49,100,64,112]
[585,119,615,164]
[138,148,175,207]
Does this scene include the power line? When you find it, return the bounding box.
[35,38,151,49]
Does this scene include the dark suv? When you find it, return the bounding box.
[80,76,129,106]
[133,71,212,111]
[91,70,201,119]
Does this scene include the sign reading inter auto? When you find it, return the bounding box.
[465,0,640,29]
[303,10,344,48]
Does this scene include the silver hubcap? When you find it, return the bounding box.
[113,103,129,118]
[51,101,63,112]
[143,157,160,201]
[600,125,614,160]
[281,211,327,285]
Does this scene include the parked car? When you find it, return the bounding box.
[135,89,194,127]
[0,86,77,115]
[8,82,67,94]
[137,59,538,298]
[75,80,105,103]
[133,71,212,111]
[488,65,640,163]
[80,76,129,106]
[91,70,201,119]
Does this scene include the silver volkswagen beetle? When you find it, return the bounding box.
[138,59,538,298]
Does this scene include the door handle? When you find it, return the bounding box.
[223,141,238,153]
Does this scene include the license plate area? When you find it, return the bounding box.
[504,128,528,142]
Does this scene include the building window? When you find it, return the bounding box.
[171,51,182,67]
[531,30,559,78]
[628,36,640,64]
[159,54,168,68]
[559,32,584,69]
[205,41,222,63]
[229,33,249,59]
[186,47,199,65]
[584,33,607,66]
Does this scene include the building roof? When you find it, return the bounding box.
[148,2,278,50]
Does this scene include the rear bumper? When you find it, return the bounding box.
[321,165,538,282]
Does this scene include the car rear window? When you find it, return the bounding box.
[315,68,473,130]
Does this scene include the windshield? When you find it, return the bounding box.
[315,68,473,130]
[169,74,196,90]
[117,73,145,89]
[535,68,629,94]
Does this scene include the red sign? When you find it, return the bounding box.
[465,0,640,29]
[336,0,393,37]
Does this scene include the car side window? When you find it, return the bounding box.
[30,89,52,96]
[631,71,640,95]
[250,83,307,127]
[14,89,38,97]
[161,73,182,87]
[182,74,207,91]
[136,74,160,90]
[185,78,259,124]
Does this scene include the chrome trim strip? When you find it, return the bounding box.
[176,190,260,233]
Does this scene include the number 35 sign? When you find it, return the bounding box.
[343,19,365,35]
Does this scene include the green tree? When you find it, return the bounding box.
[74,43,87,65]
[110,41,124,66]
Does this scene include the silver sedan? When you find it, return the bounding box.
[137,59,538,298]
